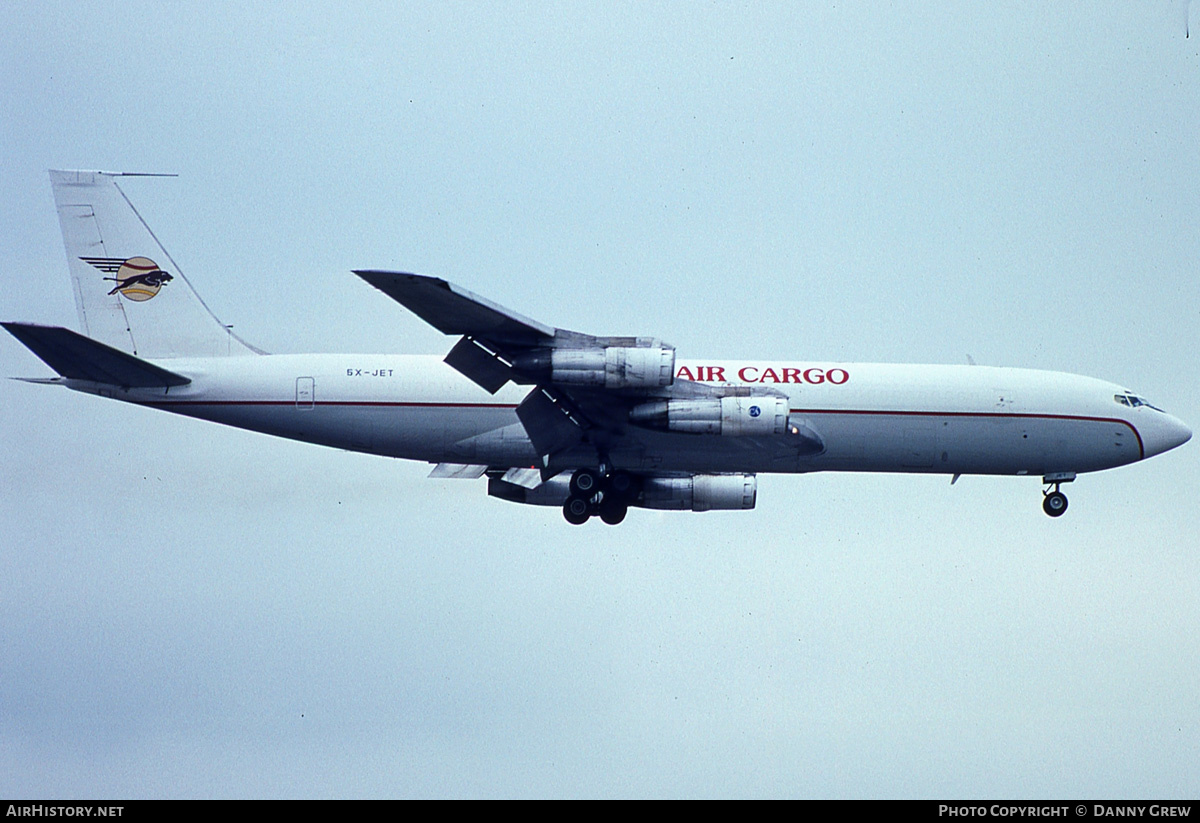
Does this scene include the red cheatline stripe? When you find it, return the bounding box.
[141,400,520,409]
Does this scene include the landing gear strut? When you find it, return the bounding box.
[562,467,637,525]
[1041,472,1075,518]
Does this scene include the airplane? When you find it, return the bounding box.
[3,170,1191,525]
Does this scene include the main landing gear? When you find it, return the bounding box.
[1041,472,1076,518]
[563,468,637,525]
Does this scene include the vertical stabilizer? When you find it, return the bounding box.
[49,170,258,358]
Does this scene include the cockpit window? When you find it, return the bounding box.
[1114,393,1164,412]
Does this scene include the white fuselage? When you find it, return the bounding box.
[64,354,1191,478]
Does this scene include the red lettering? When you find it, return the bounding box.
[719,365,846,385]
[676,366,695,381]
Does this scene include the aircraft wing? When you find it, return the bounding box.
[355,270,815,471]
[354,271,557,345]
[355,270,627,394]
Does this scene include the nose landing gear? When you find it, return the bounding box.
[1042,489,1068,517]
[1041,472,1076,518]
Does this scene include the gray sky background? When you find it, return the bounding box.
[1,1,1197,798]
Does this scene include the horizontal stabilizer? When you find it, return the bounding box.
[354,271,556,344]
[2,322,190,388]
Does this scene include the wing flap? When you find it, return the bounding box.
[427,463,489,479]
[516,387,586,457]
[443,336,515,393]
[2,322,190,388]
[500,467,543,489]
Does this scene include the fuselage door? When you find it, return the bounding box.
[296,376,315,410]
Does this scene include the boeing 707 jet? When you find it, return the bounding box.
[3,170,1191,524]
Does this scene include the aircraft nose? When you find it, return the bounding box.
[1142,413,1192,458]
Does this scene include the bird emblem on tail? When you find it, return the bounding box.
[81,256,173,301]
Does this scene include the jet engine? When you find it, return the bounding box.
[512,344,675,389]
[487,470,757,513]
[638,473,757,511]
[629,395,791,436]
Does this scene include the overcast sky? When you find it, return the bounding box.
[1,2,1198,798]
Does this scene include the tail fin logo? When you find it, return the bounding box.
[81,256,173,302]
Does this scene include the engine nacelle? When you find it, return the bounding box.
[489,470,757,513]
[513,345,675,389]
[637,473,757,511]
[629,395,790,436]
